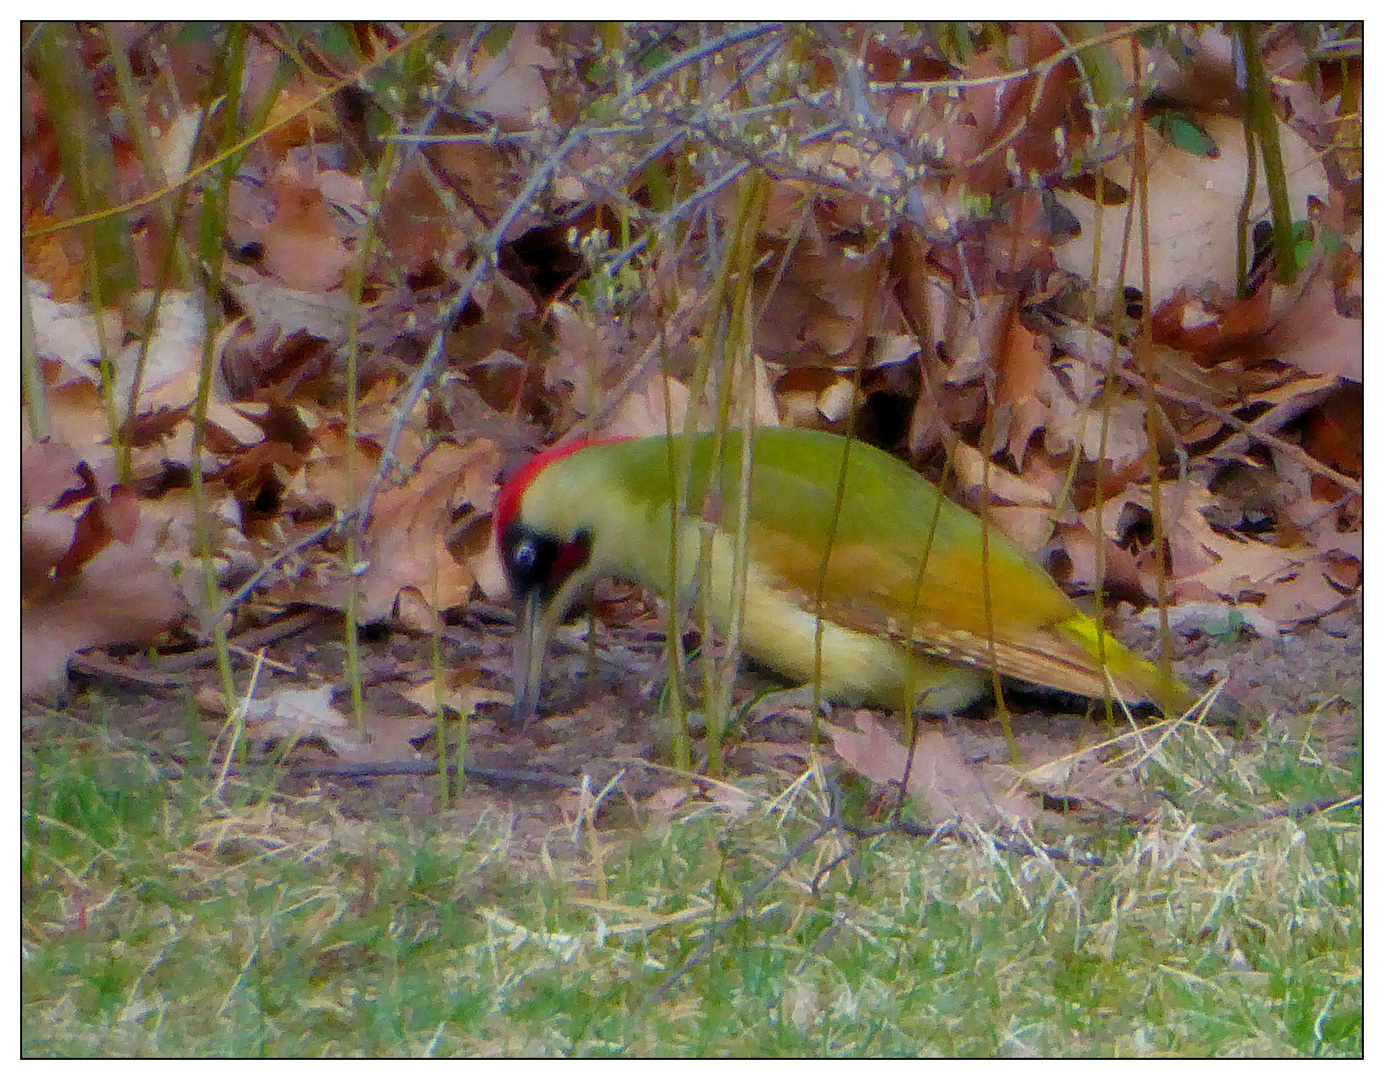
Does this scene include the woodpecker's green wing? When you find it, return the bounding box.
[692,428,1191,712]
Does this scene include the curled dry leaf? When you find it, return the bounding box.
[21,453,184,696]
[951,444,1053,507]
[290,439,503,623]
[241,685,437,767]
[1053,521,1145,599]
[994,319,1050,470]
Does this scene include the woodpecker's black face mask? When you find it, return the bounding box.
[499,522,591,602]
[499,522,592,729]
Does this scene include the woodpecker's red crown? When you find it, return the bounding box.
[494,436,630,601]
[493,438,596,544]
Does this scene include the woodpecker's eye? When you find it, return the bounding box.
[511,539,537,574]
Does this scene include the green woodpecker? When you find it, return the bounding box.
[494,427,1194,727]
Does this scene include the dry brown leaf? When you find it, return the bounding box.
[938,295,1008,387]
[1252,557,1351,625]
[403,672,512,716]
[755,225,883,369]
[1321,554,1360,593]
[1183,537,1306,604]
[117,290,207,411]
[1097,480,1224,584]
[1076,396,1152,474]
[245,686,437,766]
[153,106,201,185]
[258,167,352,292]
[1052,521,1145,598]
[377,156,465,274]
[467,24,556,127]
[706,783,754,818]
[29,282,208,422]
[988,730,1161,823]
[21,438,91,510]
[24,207,88,302]
[1257,264,1362,382]
[824,712,1033,826]
[814,377,857,423]
[21,510,184,696]
[987,505,1056,555]
[294,422,388,513]
[243,685,353,753]
[602,374,691,440]
[995,319,1050,469]
[1055,114,1329,301]
[341,440,501,621]
[644,787,689,813]
[547,302,619,404]
[224,279,353,350]
[27,279,122,386]
[952,444,1053,507]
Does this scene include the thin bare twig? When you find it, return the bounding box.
[354,122,593,530]
[284,759,579,788]
[1114,368,1362,497]
[628,22,784,101]
[213,523,336,625]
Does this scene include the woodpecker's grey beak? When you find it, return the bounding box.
[510,588,547,729]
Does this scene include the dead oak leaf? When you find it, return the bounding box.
[243,685,435,766]
[1096,481,1224,584]
[1253,556,1352,626]
[825,712,1034,827]
[1055,114,1328,301]
[1257,263,1362,383]
[467,23,556,127]
[21,511,184,696]
[346,440,501,622]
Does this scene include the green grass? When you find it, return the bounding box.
[22,697,1360,1056]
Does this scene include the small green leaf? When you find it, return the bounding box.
[1149,110,1220,157]
[1205,608,1247,643]
[959,188,991,217]
[639,46,673,73]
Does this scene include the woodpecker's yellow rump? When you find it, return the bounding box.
[494,427,1193,727]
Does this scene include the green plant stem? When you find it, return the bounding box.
[1129,39,1175,689]
[20,281,49,440]
[1238,22,1298,285]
